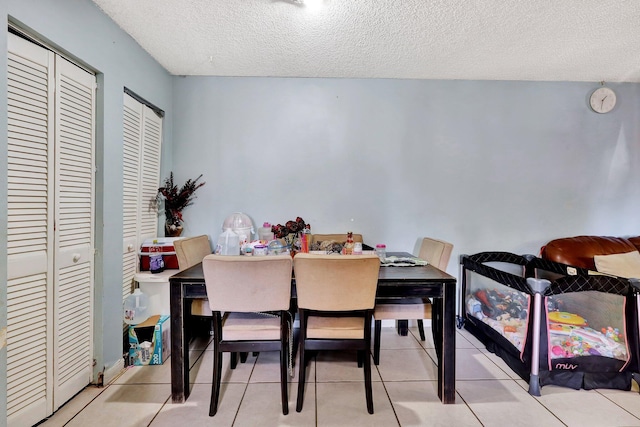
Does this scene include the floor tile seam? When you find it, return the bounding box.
[231,360,258,426]
[314,379,383,383]
[375,365,402,427]
[378,347,432,353]
[458,377,574,424]
[146,394,172,427]
[38,384,108,427]
[593,389,640,421]
[478,355,524,379]
[458,378,568,426]
[454,389,487,427]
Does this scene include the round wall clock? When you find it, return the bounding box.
[589,87,616,114]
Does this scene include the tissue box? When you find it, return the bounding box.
[128,315,171,366]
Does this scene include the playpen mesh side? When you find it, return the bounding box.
[462,253,639,392]
[462,253,535,381]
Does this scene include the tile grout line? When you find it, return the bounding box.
[231,353,259,426]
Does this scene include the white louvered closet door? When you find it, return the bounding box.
[52,56,96,409]
[6,32,96,427]
[7,32,55,427]
[139,103,162,239]
[122,94,162,301]
[122,94,143,299]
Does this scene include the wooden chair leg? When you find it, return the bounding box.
[210,314,223,416]
[296,311,307,413]
[357,350,363,367]
[364,346,374,414]
[280,337,289,415]
[230,352,238,369]
[417,319,426,341]
[373,319,382,365]
[209,349,219,416]
[240,352,248,363]
[364,313,374,414]
[296,345,306,412]
[432,298,442,358]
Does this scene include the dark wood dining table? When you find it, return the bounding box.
[169,251,457,404]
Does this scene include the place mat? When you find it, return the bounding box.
[381,256,428,267]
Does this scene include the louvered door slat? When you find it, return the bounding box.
[139,107,162,240]
[52,53,96,412]
[122,94,143,300]
[7,33,54,426]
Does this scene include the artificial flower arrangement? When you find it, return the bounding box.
[156,172,205,236]
[271,217,309,252]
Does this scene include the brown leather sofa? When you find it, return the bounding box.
[541,235,640,270]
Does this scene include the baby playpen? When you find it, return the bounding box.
[460,252,640,395]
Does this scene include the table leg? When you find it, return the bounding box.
[170,282,190,403]
[438,282,456,404]
[396,319,409,336]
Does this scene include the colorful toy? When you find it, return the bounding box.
[548,311,587,326]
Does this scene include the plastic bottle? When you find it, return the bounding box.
[124,288,150,325]
[301,224,311,253]
[149,239,165,274]
[258,222,274,241]
[376,244,387,261]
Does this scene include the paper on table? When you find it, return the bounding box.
[381,256,428,267]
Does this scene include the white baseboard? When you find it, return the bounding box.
[102,358,125,386]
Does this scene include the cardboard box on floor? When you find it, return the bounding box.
[128,314,170,366]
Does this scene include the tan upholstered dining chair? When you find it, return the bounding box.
[202,254,293,416]
[293,253,380,414]
[174,235,213,317]
[373,237,453,365]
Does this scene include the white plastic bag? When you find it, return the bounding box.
[216,229,240,255]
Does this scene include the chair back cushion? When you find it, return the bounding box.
[418,237,453,271]
[203,254,292,312]
[174,235,211,270]
[293,254,380,311]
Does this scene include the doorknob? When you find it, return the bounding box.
[73,254,81,263]
[127,244,134,252]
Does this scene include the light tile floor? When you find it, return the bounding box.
[38,326,640,427]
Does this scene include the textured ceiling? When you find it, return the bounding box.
[91,0,640,82]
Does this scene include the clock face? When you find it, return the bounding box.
[590,87,616,113]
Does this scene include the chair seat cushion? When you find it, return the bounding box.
[374,302,432,320]
[191,299,213,316]
[307,316,365,339]
[222,312,282,341]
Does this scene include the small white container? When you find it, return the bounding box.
[375,244,386,261]
[353,242,363,255]
[253,245,268,256]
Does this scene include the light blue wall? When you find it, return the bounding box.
[1,0,174,393]
[172,77,640,268]
[2,1,640,417]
